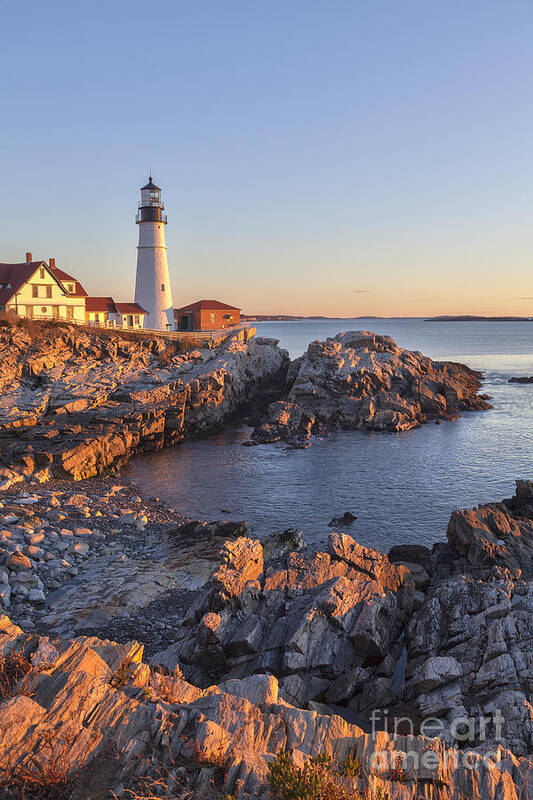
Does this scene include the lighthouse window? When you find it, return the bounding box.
[161,284,165,292]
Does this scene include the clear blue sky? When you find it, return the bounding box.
[2,0,533,315]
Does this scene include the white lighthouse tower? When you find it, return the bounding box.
[134,177,174,331]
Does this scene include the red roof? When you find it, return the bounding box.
[115,302,146,314]
[49,266,87,297]
[0,262,47,307]
[175,299,241,312]
[0,261,88,308]
[85,296,117,313]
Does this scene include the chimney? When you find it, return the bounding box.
[25,252,32,264]
[49,258,56,269]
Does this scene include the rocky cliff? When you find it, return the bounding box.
[0,325,288,485]
[0,614,530,799]
[252,330,490,444]
[0,480,532,796]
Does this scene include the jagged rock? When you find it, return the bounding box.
[153,531,415,709]
[0,615,531,799]
[0,326,289,482]
[403,480,533,756]
[412,656,463,693]
[253,330,490,443]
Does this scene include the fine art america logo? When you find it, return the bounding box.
[369,709,505,772]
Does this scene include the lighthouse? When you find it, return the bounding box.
[134,177,174,331]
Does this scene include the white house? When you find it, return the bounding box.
[0,253,86,322]
[84,297,146,329]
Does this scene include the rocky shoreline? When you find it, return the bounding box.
[0,476,532,797]
[0,324,288,487]
[0,324,530,798]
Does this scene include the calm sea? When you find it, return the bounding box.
[123,319,533,550]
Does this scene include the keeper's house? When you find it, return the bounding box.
[0,253,86,321]
[85,297,147,329]
[174,300,241,331]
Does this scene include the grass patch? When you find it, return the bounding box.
[109,656,136,689]
[0,734,79,799]
[0,650,32,701]
[268,750,363,800]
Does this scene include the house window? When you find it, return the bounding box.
[32,285,39,298]
[223,314,233,320]
[68,284,74,293]
[46,285,52,298]
[41,306,47,314]
[161,284,165,292]
[134,315,140,325]
[40,269,45,279]
[94,313,100,322]
[67,307,74,320]
[210,313,216,323]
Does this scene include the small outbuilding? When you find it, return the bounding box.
[174,300,241,332]
[85,298,147,329]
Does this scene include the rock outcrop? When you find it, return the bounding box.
[252,330,490,444]
[404,479,533,757]
[150,480,533,762]
[0,326,288,484]
[153,533,416,711]
[0,477,532,795]
[0,614,531,799]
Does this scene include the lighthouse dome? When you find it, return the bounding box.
[141,176,161,191]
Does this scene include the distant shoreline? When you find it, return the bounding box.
[242,314,533,322]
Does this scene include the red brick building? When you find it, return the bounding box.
[174,300,241,331]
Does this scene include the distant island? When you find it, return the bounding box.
[425,315,533,322]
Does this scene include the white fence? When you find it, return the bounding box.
[10,314,254,344]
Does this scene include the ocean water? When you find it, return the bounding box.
[123,319,533,550]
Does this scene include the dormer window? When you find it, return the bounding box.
[68,284,74,293]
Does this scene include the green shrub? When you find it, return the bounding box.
[267,750,361,800]
[342,753,361,778]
